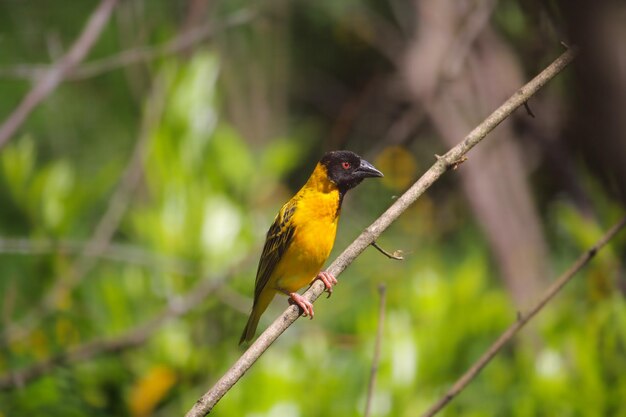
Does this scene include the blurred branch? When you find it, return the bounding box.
[364,284,387,417]
[0,79,165,346]
[443,0,497,79]
[0,8,257,81]
[0,0,118,149]
[0,237,197,276]
[184,49,577,417]
[0,269,233,390]
[420,215,626,417]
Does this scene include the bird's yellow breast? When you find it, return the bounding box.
[273,164,341,293]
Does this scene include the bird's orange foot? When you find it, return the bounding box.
[316,271,338,298]
[289,292,314,319]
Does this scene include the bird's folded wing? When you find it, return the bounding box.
[253,199,298,300]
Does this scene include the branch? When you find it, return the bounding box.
[420,215,626,417]
[364,284,387,417]
[184,48,577,417]
[0,0,117,149]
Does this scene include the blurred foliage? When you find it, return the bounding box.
[0,1,625,417]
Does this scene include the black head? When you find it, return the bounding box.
[320,150,383,193]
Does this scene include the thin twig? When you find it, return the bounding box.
[420,215,626,417]
[0,79,166,346]
[184,48,577,417]
[370,241,403,260]
[523,101,536,118]
[364,284,387,417]
[0,0,118,149]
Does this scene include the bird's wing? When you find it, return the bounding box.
[253,199,298,301]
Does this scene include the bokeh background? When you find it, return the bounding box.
[1,0,626,416]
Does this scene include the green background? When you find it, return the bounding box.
[0,1,625,416]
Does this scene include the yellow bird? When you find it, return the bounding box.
[240,150,383,344]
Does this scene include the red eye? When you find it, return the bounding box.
[342,161,351,170]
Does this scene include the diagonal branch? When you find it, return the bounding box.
[420,215,626,417]
[184,48,577,417]
[0,0,118,149]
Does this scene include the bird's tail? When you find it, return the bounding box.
[239,290,274,345]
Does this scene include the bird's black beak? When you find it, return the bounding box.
[355,159,384,178]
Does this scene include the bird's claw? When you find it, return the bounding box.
[286,272,337,318]
[316,271,338,298]
[289,292,315,319]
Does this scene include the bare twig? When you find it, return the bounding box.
[523,101,536,118]
[370,241,404,260]
[364,284,387,417]
[420,215,626,417]
[0,0,118,149]
[0,79,165,346]
[184,49,577,417]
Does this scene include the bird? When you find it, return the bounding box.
[240,150,383,344]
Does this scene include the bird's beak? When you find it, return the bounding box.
[355,159,384,178]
